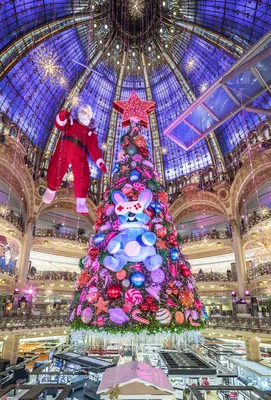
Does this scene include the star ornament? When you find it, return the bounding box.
[93,297,109,315]
[113,90,156,128]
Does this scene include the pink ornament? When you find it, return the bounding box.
[79,290,87,302]
[122,184,133,195]
[69,309,75,322]
[106,231,118,244]
[194,299,202,310]
[81,307,94,324]
[143,160,154,168]
[76,304,82,316]
[132,309,150,325]
[132,154,143,162]
[91,316,104,327]
[143,168,152,178]
[133,182,146,192]
[151,268,165,283]
[168,263,178,277]
[146,285,161,302]
[123,302,132,312]
[87,287,100,303]
[90,260,100,272]
[124,289,143,305]
[112,220,120,230]
[115,176,127,185]
[191,310,198,320]
[167,298,177,307]
[109,308,129,324]
[100,221,112,231]
[105,205,115,216]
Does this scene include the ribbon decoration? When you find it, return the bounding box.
[105,385,121,400]
[100,268,112,287]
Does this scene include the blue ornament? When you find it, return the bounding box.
[93,233,105,245]
[154,203,162,213]
[112,162,120,174]
[169,248,179,261]
[129,170,141,182]
[130,271,145,288]
[150,201,156,209]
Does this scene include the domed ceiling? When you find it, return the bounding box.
[0,0,271,183]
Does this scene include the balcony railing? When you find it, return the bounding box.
[0,315,67,330]
[241,206,271,234]
[247,263,271,282]
[0,203,24,231]
[194,272,237,282]
[180,230,232,244]
[207,316,271,332]
[28,270,78,282]
[34,228,89,244]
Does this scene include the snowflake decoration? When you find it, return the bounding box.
[185,57,195,73]
[128,0,145,19]
[199,81,209,93]
[35,47,65,86]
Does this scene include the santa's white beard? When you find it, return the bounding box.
[78,115,91,126]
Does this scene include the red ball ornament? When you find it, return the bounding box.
[182,269,191,277]
[157,227,167,238]
[145,296,154,304]
[149,303,159,313]
[140,303,149,312]
[180,263,187,270]
[107,284,122,300]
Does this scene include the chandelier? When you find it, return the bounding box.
[253,235,271,258]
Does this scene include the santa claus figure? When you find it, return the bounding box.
[42,104,106,214]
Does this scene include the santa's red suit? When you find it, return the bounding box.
[43,106,106,214]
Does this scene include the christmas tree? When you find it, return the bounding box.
[69,91,206,334]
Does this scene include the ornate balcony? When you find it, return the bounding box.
[28,270,78,282]
[247,262,271,283]
[241,206,271,234]
[194,271,237,282]
[34,228,89,244]
[0,203,24,231]
[0,315,67,331]
[180,229,232,244]
[207,316,271,333]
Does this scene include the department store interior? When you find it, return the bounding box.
[0,0,271,399]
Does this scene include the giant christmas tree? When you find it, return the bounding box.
[69,91,206,334]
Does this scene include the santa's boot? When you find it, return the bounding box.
[42,188,56,204]
[76,198,89,214]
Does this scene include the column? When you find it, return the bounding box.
[17,218,35,295]
[245,338,261,362]
[2,334,21,365]
[230,219,247,300]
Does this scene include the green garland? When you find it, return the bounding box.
[70,316,206,335]
[98,250,109,266]
[79,257,84,270]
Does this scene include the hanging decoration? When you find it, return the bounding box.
[34,47,66,86]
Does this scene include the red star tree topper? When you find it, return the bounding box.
[113,90,156,128]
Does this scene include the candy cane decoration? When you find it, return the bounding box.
[190,321,200,327]
[132,309,150,325]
